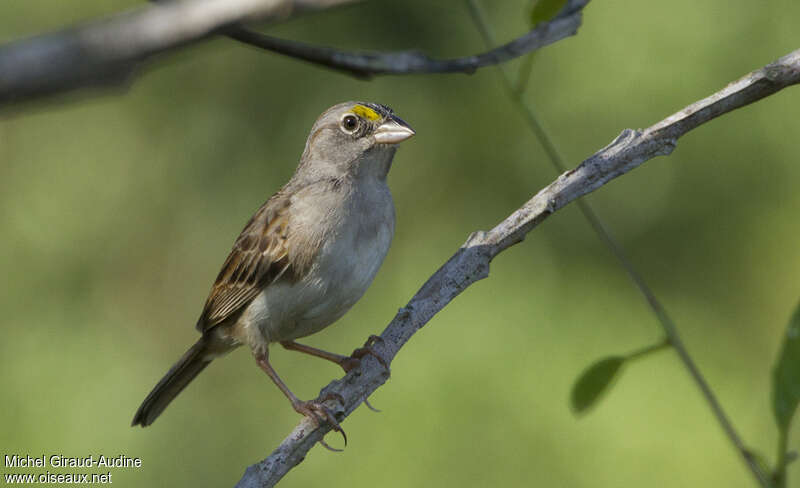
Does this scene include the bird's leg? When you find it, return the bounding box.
[281,335,389,412]
[280,341,354,370]
[281,337,389,413]
[255,353,347,445]
[280,336,389,373]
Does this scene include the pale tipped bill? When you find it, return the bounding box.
[374,115,415,144]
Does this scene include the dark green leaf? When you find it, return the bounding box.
[530,0,568,27]
[773,301,800,432]
[570,356,625,414]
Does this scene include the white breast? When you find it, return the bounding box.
[241,179,395,346]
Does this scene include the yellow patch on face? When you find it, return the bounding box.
[351,104,381,121]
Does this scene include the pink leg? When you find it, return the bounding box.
[280,335,389,373]
[255,353,347,444]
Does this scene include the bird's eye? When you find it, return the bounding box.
[341,114,359,132]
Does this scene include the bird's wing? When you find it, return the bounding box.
[195,194,296,332]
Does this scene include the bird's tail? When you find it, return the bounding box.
[132,339,211,427]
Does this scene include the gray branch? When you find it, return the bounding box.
[0,0,363,105]
[234,47,800,488]
[224,0,589,78]
[0,0,588,105]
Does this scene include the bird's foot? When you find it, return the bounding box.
[293,392,347,448]
[340,335,390,374]
[340,335,389,413]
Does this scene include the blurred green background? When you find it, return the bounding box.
[2,1,800,486]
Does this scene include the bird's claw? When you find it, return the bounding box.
[346,336,389,413]
[342,335,390,373]
[363,398,381,412]
[293,395,347,447]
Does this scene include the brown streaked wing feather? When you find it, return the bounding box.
[195,196,293,332]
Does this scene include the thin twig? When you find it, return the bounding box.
[235,46,800,488]
[223,0,588,78]
[514,51,538,94]
[625,339,671,362]
[465,2,772,485]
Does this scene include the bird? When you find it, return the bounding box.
[132,101,415,438]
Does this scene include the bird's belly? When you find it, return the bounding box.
[242,213,393,346]
[299,235,389,331]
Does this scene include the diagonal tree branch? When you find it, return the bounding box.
[0,0,364,105]
[234,47,800,488]
[465,2,771,485]
[223,0,589,78]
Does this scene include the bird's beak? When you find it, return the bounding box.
[374,115,415,144]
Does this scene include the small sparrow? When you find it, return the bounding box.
[132,102,414,437]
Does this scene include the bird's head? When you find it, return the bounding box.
[298,101,415,181]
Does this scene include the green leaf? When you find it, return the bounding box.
[773,301,800,432]
[530,0,568,27]
[570,356,626,414]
